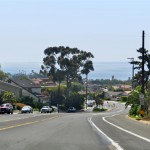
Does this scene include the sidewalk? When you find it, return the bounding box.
[13,110,20,114]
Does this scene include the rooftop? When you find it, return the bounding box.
[11,78,41,88]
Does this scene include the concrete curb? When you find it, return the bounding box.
[126,115,150,125]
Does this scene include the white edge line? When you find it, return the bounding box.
[88,117,124,150]
[103,115,150,143]
[92,109,123,116]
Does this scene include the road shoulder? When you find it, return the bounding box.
[126,115,150,125]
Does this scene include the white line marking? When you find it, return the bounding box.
[92,109,123,116]
[88,117,124,150]
[103,114,150,143]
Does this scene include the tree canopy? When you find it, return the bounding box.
[2,91,16,103]
[131,47,150,90]
[41,46,94,99]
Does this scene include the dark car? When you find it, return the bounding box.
[0,103,13,114]
[41,106,52,113]
[21,106,33,113]
[67,107,76,113]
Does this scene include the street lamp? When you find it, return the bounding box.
[127,57,134,89]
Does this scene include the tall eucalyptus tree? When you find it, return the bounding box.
[41,46,94,101]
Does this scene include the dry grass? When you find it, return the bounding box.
[142,111,150,121]
[13,103,26,108]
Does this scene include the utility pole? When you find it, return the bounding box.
[132,59,134,88]
[141,30,145,94]
[140,30,145,112]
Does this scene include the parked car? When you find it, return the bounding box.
[87,102,93,107]
[67,107,76,113]
[116,97,120,101]
[0,103,13,114]
[41,106,52,113]
[21,106,33,113]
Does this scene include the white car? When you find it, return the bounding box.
[41,106,52,113]
[21,106,33,113]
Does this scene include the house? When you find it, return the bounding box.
[11,77,41,94]
[0,80,22,98]
[7,77,42,102]
[112,85,132,91]
[104,91,123,100]
[0,76,57,103]
[104,90,131,100]
[31,78,56,87]
[122,91,131,96]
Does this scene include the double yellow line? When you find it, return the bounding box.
[0,115,59,131]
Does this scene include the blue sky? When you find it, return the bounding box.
[0,0,150,63]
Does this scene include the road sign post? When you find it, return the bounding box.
[139,94,145,116]
[140,94,144,106]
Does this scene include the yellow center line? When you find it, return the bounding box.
[0,115,59,131]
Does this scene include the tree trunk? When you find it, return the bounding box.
[85,74,88,109]
[57,81,61,113]
[66,74,70,100]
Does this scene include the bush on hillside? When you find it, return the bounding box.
[13,103,26,110]
[93,107,107,112]
[129,104,140,116]
[121,96,128,102]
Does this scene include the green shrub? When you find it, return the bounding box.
[34,102,45,110]
[59,105,66,111]
[100,108,107,111]
[93,107,107,112]
[93,107,101,112]
[66,92,84,110]
[121,96,128,102]
[129,104,140,116]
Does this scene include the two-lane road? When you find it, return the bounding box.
[92,102,150,150]
[0,102,149,150]
[0,112,112,150]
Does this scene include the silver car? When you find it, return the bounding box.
[21,106,33,113]
[41,106,52,113]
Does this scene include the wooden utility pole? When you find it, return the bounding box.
[141,30,145,94]
[140,30,145,111]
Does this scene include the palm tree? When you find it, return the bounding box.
[81,60,94,108]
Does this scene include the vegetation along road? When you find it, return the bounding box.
[0,102,149,150]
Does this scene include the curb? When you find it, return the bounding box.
[126,115,150,125]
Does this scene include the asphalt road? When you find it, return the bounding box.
[0,102,149,150]
[92,102,150,150]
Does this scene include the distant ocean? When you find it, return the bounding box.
[0,62,133,81]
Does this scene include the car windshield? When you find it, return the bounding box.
[69,107,74,109]
[43,106,49,108]
[1,104,5,107]
[23,106,30,109]
[1,104,10,107]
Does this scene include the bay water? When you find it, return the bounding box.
[1,62,133,81]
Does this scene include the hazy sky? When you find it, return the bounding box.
[0,0,150,63]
